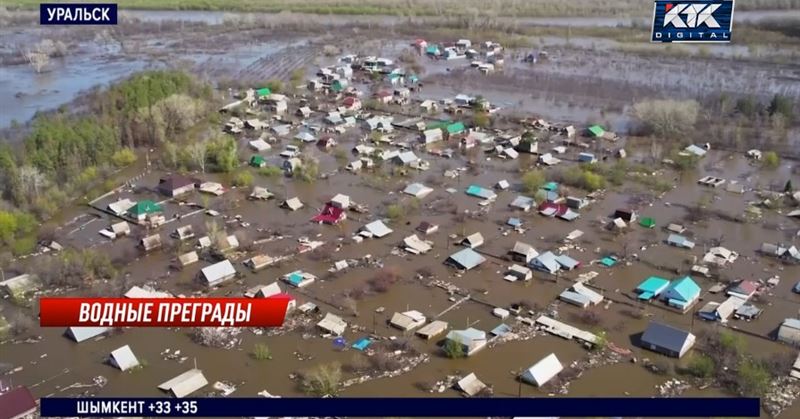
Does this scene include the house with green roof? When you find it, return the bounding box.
[662,276,701,311]
[635,276,670,301]
[542,182,559,192]
[446,122,466,135]
[128,200,163,221]
[250,155,266,168]
[331,79,349,93]
[639,217,656,229]
[425,120,451,131]
[587,125,605,138]
[255,87,271,98]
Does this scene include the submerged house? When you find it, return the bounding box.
[667,234,695,249]
[727,280,759,300]
[531,251,560,275]
[312,204,347,225]
[446,248,486,271]
[445,328,487,356]
[635,276,670,301]
[66,326,111,343]
[199,260,237,287]
[777,318,800,346]
[128,200,163,222]
[520,353,563,387]
[158,369,208,398]
[109,345,140,371]
[317,313,347,335]
[639,321,696,358]
[465,184,497,200]
[661,276,701,311]
[360,220,394,238]
[282,270,317,288]
[389,310,427,331]
[158,174,197,197]
[0,386,37,419]
[460,232,485,249]
[510,241,538,264]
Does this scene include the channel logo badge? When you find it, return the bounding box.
[40,3,118,25]
[651,0,734,43]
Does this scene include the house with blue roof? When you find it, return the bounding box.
[531,251,560,275]
[465,184,497,200]
[635,276,670,301]
[661,276,701,312]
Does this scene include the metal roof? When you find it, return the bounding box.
[200,260,236,285]
[521,353,563,387]
[110,345,140,371]
[447,248,486,270]
[158,369,208,398]
[641,321,694,353]
[66,326,110,343]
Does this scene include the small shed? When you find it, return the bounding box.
[66,326,111,343]
[460,232,485,249]
[456,373,487,397]
[109,345,140,371]
[778,318,800,346]
[282,197,304,211]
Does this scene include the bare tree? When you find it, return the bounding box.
[187,141,208,173]
[17,165,48,201]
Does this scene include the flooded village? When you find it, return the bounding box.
[1,4,800,418]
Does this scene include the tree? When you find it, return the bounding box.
[785,180,794,193]
[17,165,48,202]
[209,136,238,173]
[386,204,404,220]
[633,99,699,139]
[472,112,490,128]
[521,169,546,195]
[442,338,465,359]
[686,353,715,378]
[187,141,208,173]
[762,151,780,169]
[111,148,137,167]
[737,359,770,396]
[302,362,342,397]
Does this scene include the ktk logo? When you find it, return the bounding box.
[662,3,721,28]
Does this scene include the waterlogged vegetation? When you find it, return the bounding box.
[0,70,216,256]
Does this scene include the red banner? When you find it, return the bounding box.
[39,297,290,327]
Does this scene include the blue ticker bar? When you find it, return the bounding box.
[40,396,761,417]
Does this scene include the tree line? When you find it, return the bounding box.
[0,70,215,256]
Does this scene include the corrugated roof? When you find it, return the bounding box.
[200,260,236,284]
[447,248,486,270]
[66,326,110,343]
[158,369,208,398]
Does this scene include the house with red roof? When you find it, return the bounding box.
[312,203,347,225]
[0,386,37,419]
[342,96,361,111]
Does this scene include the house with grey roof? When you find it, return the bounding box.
[639,321,696,358]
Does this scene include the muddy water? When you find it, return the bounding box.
[4,127,800,414]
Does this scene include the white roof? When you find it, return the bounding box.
[249,139,271,151]
[67,326,111,343]
[404,234,432,254]
[572,283,604,304]
[108,198,135,215]
[125,285,173,299]
[362,220,393,238]
[521,353,563,386]
[246,282,282,298]
[317,313,347,335]
[456,372,487,397]
[390,311,427,330]
[200,260,236,284]
[283,197,304,210]
[110,345,140,371]
[403,183,433,198]
[158,369,209,398]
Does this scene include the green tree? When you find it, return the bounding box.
[785,179,794,193]
[442,338,465,359]
[386,204,404,220]
[111,148,138,167]
[208,136,238,173]
[472,112,490,128]
[737,359,770,396]
[686,353,715,378]
[521,169,546,195]
[762,151,780,169]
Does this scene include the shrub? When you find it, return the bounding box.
[737,359,770,396]
[762,151,780,169]
[258,166,282,177]
[232,171,254,187]
[302,362,342,397]
[386,204,404,220]
[633,99,699,139]
[686,353,715,378]
[521,169,546,194]
[111,148,137,167]
[252,343,272,360]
